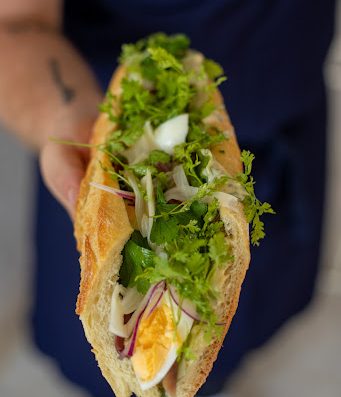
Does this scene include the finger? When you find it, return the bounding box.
[40,142,87,219]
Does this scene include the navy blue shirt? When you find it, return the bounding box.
[32,1,335,396]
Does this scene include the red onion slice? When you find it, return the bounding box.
[115,336,125,354]
[156,162,172,172]
[122,306,145,358]
[169,286,226,326]
[119,281,166,358]
[90,182,135,201]
[169,286,201,321]
[146,287,165,318]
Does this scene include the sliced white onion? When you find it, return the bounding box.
[172,164,189,187]
[224,179,248,201]
[200,149,229,184]
[109,284,129,338]
[126,172,144,232]
[127,72,154,90]
[127,71,142,83]
[145,169,155,219]
[145,169,155,243]
[211,158,227,175]
[124,121,157,164]
[213,191,239,210]
[109,285,144,339]
[154,114,189,155]
[140,214,149,239]
[121,287,144,314]
[182,50,207,90]
[196,148,245,205]
[90,182,135,201]
[165,186,198,202]
[139,169,155,241]
[165,165,198,202]
[182,50,204,74]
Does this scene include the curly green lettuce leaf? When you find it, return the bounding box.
[237,150,276,246]
[120,32,190,64]
[148,47,184,73]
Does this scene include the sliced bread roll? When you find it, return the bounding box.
[74,62,250,397]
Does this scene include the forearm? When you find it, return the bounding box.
[0,20,102,149]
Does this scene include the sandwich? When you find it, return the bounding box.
[74,33,274,397]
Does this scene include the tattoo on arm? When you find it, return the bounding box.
[48,58,76,104]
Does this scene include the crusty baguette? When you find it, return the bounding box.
[74,63,250,397]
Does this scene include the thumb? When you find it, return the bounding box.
[40,141,88,219]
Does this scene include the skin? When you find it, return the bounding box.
[0,0,102,216]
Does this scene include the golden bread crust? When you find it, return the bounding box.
[75,66,132,316]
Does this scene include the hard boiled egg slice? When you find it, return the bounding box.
[131,290,193,391]
[154,114,189,155]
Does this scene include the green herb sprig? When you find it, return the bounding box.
[237,150,276,245]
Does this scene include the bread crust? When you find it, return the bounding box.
[75,66,130,313]
[74,63,250,397]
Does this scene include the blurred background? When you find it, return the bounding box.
[1,5,341,397]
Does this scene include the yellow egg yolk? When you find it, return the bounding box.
[131,302,178,382]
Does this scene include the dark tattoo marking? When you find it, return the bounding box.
[48,58,76,104]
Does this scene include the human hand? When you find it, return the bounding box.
[0,12,103,219]
[39,115,98,219]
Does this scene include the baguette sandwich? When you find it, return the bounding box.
[74,33,273,397]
